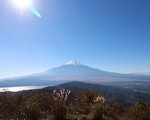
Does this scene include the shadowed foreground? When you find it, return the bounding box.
[0,87,150,120]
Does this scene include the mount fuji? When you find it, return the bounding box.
[42,61,120,77]
[0,61,150,87]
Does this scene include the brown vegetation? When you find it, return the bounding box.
[0,89,150,120]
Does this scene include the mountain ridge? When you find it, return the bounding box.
[42,81,150,104]
[0,61,150,87]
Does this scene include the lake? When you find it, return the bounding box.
[0,86,46,92]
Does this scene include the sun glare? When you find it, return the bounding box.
[13,0,32,9]
[12,0,42,18]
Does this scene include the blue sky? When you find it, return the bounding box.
[0,0,150,78]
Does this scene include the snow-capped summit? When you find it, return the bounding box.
[44,61,118,77]
[66,60,81,65]
[1,61,150,87]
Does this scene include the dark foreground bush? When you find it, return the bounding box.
[89,103,117,120]
[125,102,150,120]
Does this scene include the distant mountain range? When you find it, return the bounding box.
[0,61,150,87]
[132,72,150,75]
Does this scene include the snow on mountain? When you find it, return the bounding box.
[0,61,150,87]
[43,61,119,77]
[66,60,81,65]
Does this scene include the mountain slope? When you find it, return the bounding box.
[43,63,121,77]
[0,61,150,87]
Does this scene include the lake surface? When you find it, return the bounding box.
[0,86,46,92]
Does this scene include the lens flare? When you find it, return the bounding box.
[29,5,42,18]
[12,0,42,18]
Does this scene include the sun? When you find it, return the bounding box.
[13,0,32,9]
[12,0,42,18]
